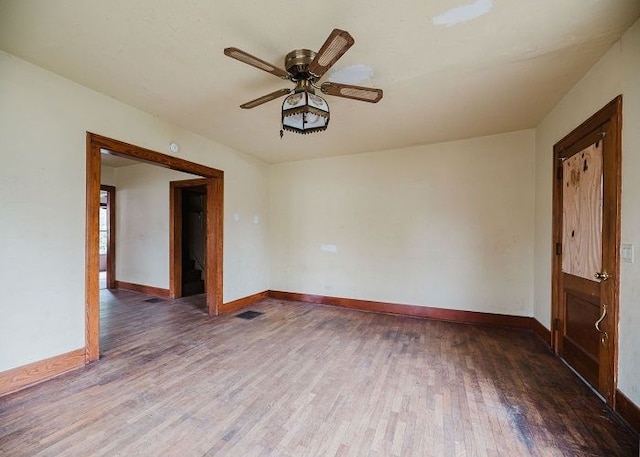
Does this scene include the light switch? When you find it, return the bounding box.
[622,244,634,263]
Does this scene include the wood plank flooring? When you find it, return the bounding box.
[1,290,638,456]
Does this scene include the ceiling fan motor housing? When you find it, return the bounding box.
[285,49,318,81]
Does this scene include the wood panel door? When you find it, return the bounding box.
[552,96,622,404]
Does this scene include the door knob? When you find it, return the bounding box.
[594,272,611,281]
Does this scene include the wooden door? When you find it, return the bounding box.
[552,96,622,404]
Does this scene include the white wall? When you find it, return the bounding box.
[0,51,270,372]
[270,130,536,315]
[533,19,640,405]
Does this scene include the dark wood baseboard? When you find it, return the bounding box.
[268,291,532,329]
[0,348,85,397]
[115,280,171,298]
[531,318,552,346]
[221,290,269,314]
[616,389,640,434]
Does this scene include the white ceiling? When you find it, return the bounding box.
[1,1,638,163]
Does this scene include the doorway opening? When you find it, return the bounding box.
[551,96,622,405]
[99,185,116,290]
[170,179,210,298]
[86,133,224,363]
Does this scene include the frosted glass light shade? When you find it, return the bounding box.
[282,91,330,134]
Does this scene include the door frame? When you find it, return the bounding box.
[86,133,224,362]
[169,178,209,298]
[100,184,116,289]
[551,95,622,404]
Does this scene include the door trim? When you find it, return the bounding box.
[86,133,224,362]
[551,95,622,404]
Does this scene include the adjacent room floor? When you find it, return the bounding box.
[0,290,637,456]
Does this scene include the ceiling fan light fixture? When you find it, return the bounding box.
[224,28,382,135]
[282,91,330,134]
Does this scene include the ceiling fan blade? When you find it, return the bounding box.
[239,88,292,109]
[224,47,290,79]
[308,29,355,78]
[321,82,383,103]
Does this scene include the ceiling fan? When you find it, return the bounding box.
[224,29,383,134]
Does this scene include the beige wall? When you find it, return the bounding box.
[112,164,196,288]
[101,163,202,288]
[270,130,536,315]
[102,161,271,293]
[0,51,270,372]
[101,165,116,186]
[533,19,640,405]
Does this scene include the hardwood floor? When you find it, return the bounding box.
[1,290,638,456]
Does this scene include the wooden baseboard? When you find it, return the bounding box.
[221,290,269,314]
[115,280,171,298]
[268,291,532,329]
[0,348,85,397]
[531,318,552,346]
[616,389,640,434]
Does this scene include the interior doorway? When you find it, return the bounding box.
[86,133,224,363]
[551,96,622,405]
[99,185,116,290]
[170,179,209,298]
